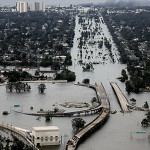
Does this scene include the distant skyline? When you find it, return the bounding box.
[0,0,150,6]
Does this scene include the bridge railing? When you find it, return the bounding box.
[0,123,39,150]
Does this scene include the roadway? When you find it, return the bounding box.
[66,83,110,150]
[110,82,130,112]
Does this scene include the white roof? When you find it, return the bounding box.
[56,56,66,58]
[33,126,59,131]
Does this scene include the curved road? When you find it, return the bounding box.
[66,83,110,150]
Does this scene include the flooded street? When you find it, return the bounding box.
[69,9,150,150]
[0,8,150,150]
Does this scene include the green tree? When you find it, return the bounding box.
[6,82,14,92]
[143,101,149,109]
[38,83,47,93]
[54,107,59,113]
[45,112,52,122]
[34,70,40,77]
[141,119,149,127]
[72,118,86,131]
[82,78,90,84]
[147,111,150,122]
[125,80,133,93]
[91,97,97,103]
[130,98,136,103]
[55,69,76,82]
[121,69,128,80]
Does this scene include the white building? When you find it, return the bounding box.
[30,2,45,12]
[16,1,28,13]
[32,126,60,146]
[39,2,45,12]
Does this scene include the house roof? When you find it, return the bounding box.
[33,126,59,131]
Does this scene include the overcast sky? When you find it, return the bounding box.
[0,0,150,6]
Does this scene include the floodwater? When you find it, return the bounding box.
[0,8,150,150]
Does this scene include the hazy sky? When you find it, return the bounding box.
[0,0,150,6]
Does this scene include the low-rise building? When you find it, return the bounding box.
[32,126,60,146]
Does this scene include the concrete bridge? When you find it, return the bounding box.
[14,103,102,117]
[1,83,110,150]
[0,123,39,150]
[110,82,146,112]
[66,83,110,150]
[110,82,130,112]
[14,83,105,117]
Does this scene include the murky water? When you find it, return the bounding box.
[69,9,150,150]
[0,8,150,150]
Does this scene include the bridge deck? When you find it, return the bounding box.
[110,82,130,112]
[66,83,110,150]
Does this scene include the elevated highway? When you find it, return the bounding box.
[66,83,110,150]
[110,82,130,112]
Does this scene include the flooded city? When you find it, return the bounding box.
[0,6,150,150]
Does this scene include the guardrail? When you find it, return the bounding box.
[66,84,110,150]
[0,123,39,150]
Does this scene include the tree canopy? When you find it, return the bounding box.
[72,118,86,131]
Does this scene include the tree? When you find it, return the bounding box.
[82,63,94,71]
[141,119,149,127]
[11,136,33,150]
[125,80,133,93]
[146,111,150,122]
[72,118,86,131]
[130,98,136,103]
[147,111,150,122]
[0,143,3,149]
[6,82,31,92]
[55,69,76,82]
[6,82,14,92]
[45,112,52,122]
[34,70,40,77]
[54,107,59,113]
[121,69,128,80]
[38,83,46,93]
[91,97,97,103]
[143,101,149,109]
[82,78,90,84]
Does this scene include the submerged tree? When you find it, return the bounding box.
[6,82,31,92]
[82,63,94,72]
[143,101,149,109]
[82,78,90,84]
[130,98,136,103]
[147,111,150,122]
[141,119,149,127]
[38,83,47,93]
[125,80,133,93]
[45,112,52,121]
[6,82,14,92]
[91,97,97,103]
[55,69,76,82]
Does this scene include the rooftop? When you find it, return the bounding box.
[33,126,59,131]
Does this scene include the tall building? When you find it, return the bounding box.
[16,2,28,13]
[30,2,45,12]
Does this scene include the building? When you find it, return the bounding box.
[39,2,45,12]
[30,2,45,12]
[32,126,60,146]
[16,1,28,13]
[0,6,16,12]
